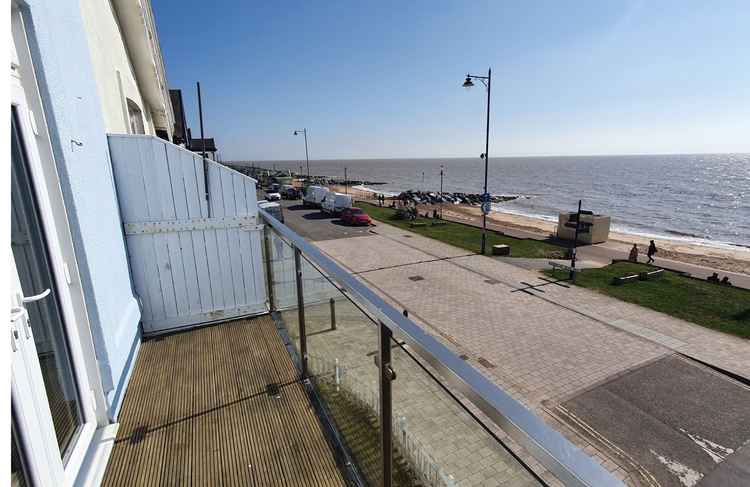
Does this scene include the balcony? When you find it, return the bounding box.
[101,315,345,486]
[101,208,622,487]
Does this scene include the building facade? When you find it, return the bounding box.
[79,0,174,140]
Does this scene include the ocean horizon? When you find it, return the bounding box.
[236,153,750,250]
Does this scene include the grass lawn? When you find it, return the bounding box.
[546,261,750,339]
[358,202,566,259]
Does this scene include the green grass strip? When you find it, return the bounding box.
[358,202,566,259]
[546,261,750,339]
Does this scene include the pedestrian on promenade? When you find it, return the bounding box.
[647,240,657,264]
[628,244,639,262]
[708,272,720,283]
[721,276,733,286]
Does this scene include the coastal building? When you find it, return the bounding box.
[10,1,620,486]
[168,88,189,145]
[79,0,174,139]
[169,87,222,159]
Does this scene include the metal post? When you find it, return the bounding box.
[197,82,211,216]
[344,167,348,194]
[329,297,337,330]
[378,321,394,487]
[294,247,308,377]
[440,165,444,219]
[263,225,276,311]
[303,129,310,179]
[570,199,582,282]
[481,68,491,255]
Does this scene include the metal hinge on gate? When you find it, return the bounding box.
[123,217,259,235]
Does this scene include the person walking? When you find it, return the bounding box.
[628,244,639,262]
[647,240,657,264]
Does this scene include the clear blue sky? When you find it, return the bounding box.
[153,0,750,160]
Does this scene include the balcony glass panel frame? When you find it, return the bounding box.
[259,209,624,487]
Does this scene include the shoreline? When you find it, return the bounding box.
[326,183,750,276]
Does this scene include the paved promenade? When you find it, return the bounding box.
[312,222,750,486]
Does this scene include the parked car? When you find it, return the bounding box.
[266,192,281,202]
[321,192,353,216]
[258,200,284,223]
[280,185,299,199]
[341,207,372,226]
[302,185,329,208]
[267,182,280,192]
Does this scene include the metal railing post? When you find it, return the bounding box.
[294,247,308,377]
[378,321,394,487]
[330,297,337,330]
[263,223,276,312]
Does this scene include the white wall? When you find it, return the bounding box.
[77,0,175,139]
[78,0,153,135]
[24,0,142,419]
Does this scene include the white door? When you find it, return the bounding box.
[10,8,99,485]
[10,110,99,486]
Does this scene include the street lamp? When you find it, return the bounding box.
[462,68,492,254]
[439,165,444,219]
[293,129,310,179]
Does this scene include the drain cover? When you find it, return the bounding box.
[266,383,281,398]
[477,357,496,369]
[408,275,424,282]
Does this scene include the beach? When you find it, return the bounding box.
[326,183,750,276]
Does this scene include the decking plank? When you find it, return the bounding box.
[102,315,345,487]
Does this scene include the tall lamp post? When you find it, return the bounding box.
[293,128,310,179]
[462,68,492,254]
[439,165,444,219]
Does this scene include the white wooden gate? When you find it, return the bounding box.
[108,134,267,335]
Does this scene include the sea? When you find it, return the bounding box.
[246,154,750,250]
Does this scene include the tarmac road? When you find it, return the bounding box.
[276,199,374,241]
[559,355,750,487]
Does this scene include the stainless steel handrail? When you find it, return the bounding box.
[259,209,625,487]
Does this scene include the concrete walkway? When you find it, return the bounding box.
[313,222,750,486]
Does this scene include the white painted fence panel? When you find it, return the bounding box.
[108,134,267,335]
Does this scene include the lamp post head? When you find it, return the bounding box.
[462,76,474,89]
[293,130,299,136]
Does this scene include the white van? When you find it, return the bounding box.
[258,200,284,223]
[303,185,329,208]
[321,192,353,216]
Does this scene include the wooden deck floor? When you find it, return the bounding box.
[102,315,346,487]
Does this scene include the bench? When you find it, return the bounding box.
[549,261,580,273]
[613,269,664,285]
[431,220,447,226]
[492,244,511,256]
[409,222,427,228]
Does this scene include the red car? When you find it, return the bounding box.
[341,207,372,226]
